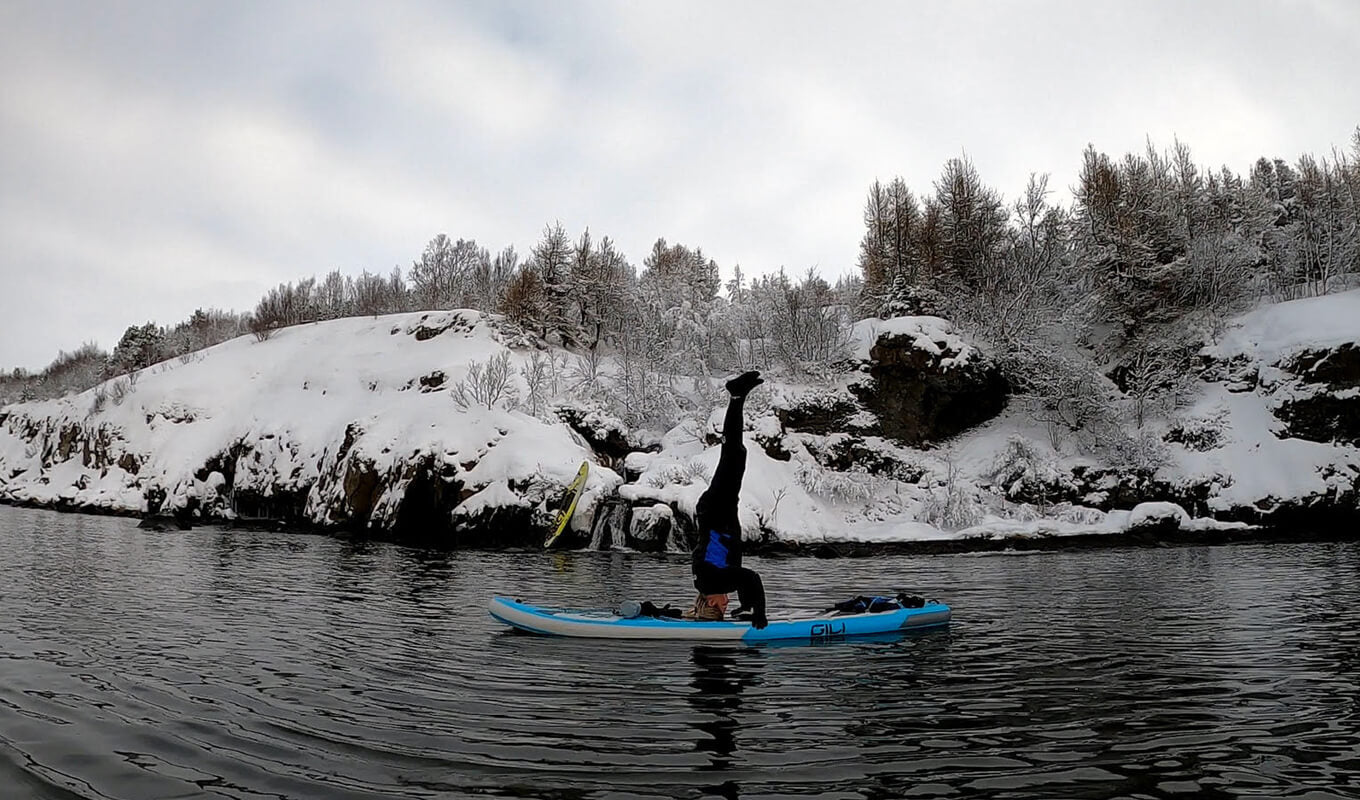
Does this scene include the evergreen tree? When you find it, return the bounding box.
[857,177,921,314]
[933,156,1008,290]
[111,323,164,374]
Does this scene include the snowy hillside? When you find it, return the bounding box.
[0,312,617,544]
[2,294,1358,551]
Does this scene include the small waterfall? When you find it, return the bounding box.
[664,525,690,554]
[588,497,632,551]
[586,514,605,550]
[610,505,628,550]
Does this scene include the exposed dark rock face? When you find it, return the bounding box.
[137,516,191,531]
[1275,395,1360,446]
[850,329,1008,446]
[418,371,447,391]
[340,457,380,524]
[801,434,924,482]
[231,487,310,523]
[774,323,1008,447]
[410,312,477,341]
[1273,343,1360,446]
[448,504,541,548]
[1284,343,1360,386]
[389,455,463,543]
[554,405,638,464]
[751,432,793,462]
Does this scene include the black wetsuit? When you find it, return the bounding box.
[692,392,766,621]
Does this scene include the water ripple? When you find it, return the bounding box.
[2,507,1359,799]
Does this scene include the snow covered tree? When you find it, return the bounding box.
[387,267,410,313]
[22,343,109,399]
[749,268,853,380]
[1170,137,1207,246]
[529,222,579,345]
[1112,339,1192,430]
[499,264,548,335]
[933,156,1009,292]
[857,177,922,313]
[1073,145,1189,330]
[946,173,1072,345]
[640,238,720,310]
[571,230,633,351]
[633,238,723,378]
[317,269,349,320]
[467,245,516,313]
[351,270,391,317]
[409,235,486,310]
[292,277,317,323]
[110,322,164,375]
[1291,154,1358,296]
[162,308,245,358]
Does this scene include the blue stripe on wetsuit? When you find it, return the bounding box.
[703,531,730,569]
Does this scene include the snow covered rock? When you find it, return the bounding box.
[771,317,1006,447]
[1124,501,1191,533]
[1204,290,1360,447]
[552,403,644,463]
[1273,343,1360,446]
[849,316,1008,446]
[627,502,682,552]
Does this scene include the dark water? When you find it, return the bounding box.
[1,507,1358,799]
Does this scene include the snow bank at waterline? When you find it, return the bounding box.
[3,294,1359,549]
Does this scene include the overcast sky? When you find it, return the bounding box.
[2,0,1357,370]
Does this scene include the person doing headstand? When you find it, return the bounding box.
[687,370,768,629]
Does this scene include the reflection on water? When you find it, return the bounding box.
[690,644,756,778]
[1,505,1358,799]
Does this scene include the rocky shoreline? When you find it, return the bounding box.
[4,495,1357,562]
[2,300,1358,553]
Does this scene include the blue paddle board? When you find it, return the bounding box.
[488,595,950,643]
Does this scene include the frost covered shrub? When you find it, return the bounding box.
[520,350,553,418]
[569,349,605,400]
[1109,429,1170,472]
[986,435,1065,504]
[1164,413,1225,452]
[845,490,906,524]
[1053,504,1108,525]
[1000,343,1119,451]
[729,268,855,383]
[919,456,982,530]
[644,461,708,488]
[452,351,519,410]
[920,483,982,531]
[794,462,874,503]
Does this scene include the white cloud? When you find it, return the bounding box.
[1,0,1358,369]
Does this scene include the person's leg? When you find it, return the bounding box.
[691,371,764,623]
[696,371,762,519]
[704,394,747,505]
